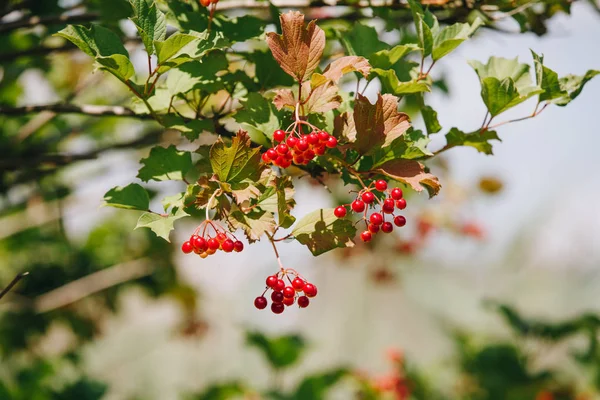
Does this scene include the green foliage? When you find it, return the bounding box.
[292,208,357,256]
[137,145,193,182]
[246,332,306,369]
[135,207,189,242]
[103,183,150,211]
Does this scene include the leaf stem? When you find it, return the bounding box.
[487,102,548,130]
[0,272,29,300]
[205,189,221,221]
[267,234,285,271]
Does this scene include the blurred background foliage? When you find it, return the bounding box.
[1,0,599,399]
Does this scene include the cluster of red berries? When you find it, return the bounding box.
[254,270,317,314]
[199,0,218,7]
[261,129,338,168]
[334,179,407,242]
[181,220,243,258]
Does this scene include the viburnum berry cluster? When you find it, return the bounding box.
[261,127,338,168]
[335,180,407,243]
[254,269,317,314]
[181,219,244,258]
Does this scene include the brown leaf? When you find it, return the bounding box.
[381,94,410,146]
[322,56,371,84]
[266,11,325,83]
[352,93,385,154]
[272,88,296,110]
[333,111,356,142]
[303,80,342,114]
[375,159,441,197]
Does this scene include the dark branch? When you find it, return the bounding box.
[0,12,99,33]
[0,272,29,301]
[0,103,153,119]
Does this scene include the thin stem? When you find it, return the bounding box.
[147,55,152,76]
[0,272,29,300]
[205,190,221,221]
[267,234,285,271]
[487,103,548,130]
[480,111,490,130]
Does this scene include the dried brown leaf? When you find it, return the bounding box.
[272,88,296,110]
[381,94,410,146]
[322,56,371,84]
[375,159,441,197]
[266,11,325,82]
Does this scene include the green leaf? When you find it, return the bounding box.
[55,25,129,58]
[340,22,388,58]
[233,92,283,145]
[275,176,296,229]
[209,131,262,185]
[469,57,542,116]
[166,52,228,95]
[228,205,276,243]
[432,18,483,61]
[416,14,433,57]
[292,208,356,256]
[103,183,150,211]
[445,127,501,155]
[135,207,189,242]
[154,33,197,64]
[292,369,349,400]
[96,54,135,81]
[246,332,306,369]
[369,44,419,69]
[375,159,441,197]
[161,115,214,141]
[371,68,430,95]
[371,128,432,166]
[554,70,600,106]
[191,382,245,400]
[137,145,193,182]
[130,0,166,55]
[249,50,296,89]
[421,105,441,134]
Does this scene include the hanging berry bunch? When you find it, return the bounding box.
[254,269,317,314]
[335,180,408,243]
[262,127,338,168]
[181,219,244,258]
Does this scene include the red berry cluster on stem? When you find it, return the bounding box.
[334,180,408,242]
[254,269,317,314]
[181,219,244,258]
[261,127,338,168]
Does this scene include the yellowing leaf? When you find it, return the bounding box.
[209,130,262,185]
[135,208,189,242]
[272,88,296,111]
[266,11,325,82]
[291,208,356,256]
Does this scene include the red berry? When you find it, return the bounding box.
[298,296,310,308]
[283,286,295,298]
[362,191,375,204]
[382,222,393,233]
[375,180,388,191]
[394,216,406,227]
[221,239,234,252]
[391,188,403,200]
[297,139,309,151]
[283,296,295,306]
[262,153,271,163]
[266,275,278,288]
[314,145,326,155]
[368,223,380,233]
[383,199,395,213]
[275,279,285,291]
[303,283,317,297]
[207,238,220,250]
[279,158,291,169]
[292,277,305,291]
[361,231,372,242]
[351,199,365,213]
[193,236,207,251]
[277,143,289,154]
[286,136,298,148]
[216,233,227,243]
[304,150,315,160]
[396,198,407,210]
[293,156,305,165]
[181,241,193,254]
[271,291,284,303]
[254,296,267,309]
[318,131,329,142]
[200,0,211,6]
[233,240,244,252]
[273,129,285,142]
[326,136,338,148]
[271,302,285,314]
[334,206,347,218]
[369,212,383,225]
[307,132,319,145]
[275,156,284,166]
[267,148,278,160]
[285,151,293,160]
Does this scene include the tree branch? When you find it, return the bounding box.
[216,0,446,10]
[0,272,29,301]
[0,11,99,33]
[0,102,154,119]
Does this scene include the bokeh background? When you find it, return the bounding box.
[1,1,600,399]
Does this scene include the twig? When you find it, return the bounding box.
[267,233,285,271]
[0,103,154,119]
[0,12,100,33]
[487,103,549,130]
[0,272,29,300]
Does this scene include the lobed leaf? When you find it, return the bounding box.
[321,56,371,83]
[135,208,189,242]
[432,18,483,61]
[209,130,262,185]
[421,105,441,134]
[137,145,193,182]
[96,54,136,81]
[445,127,501,155]
[266,11,325,82]
[371,68,430,95]
[292,208,356,256]
[154,33,198,64]
[103,183,150,211]
[375,159,441,197]
[55,25,129,58]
